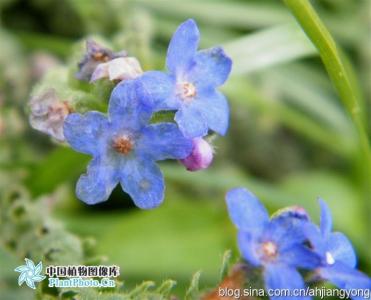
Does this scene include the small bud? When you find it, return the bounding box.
[180,138,213,171]
[29,89,72,142]
[272,205,310,222]
[76,39,127,81]
[90,57,142,83]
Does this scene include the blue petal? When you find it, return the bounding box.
[108,79,152,131]
[138,123,192,160]
[187,47,232,88]
[76,157,118,205]
[265,216,308,250]
[120,159,164,209]
[280,244,321,270]
[237,231,261,266]
[264,264,311,300]
[175,105,208,138]
[138,71,179,111]
[64,112,109,156]
[319,262,371,300]
[166,19,199,76]
[302,222,327,257]
[326,232,356,268]
[225,188,269,231]
[319,198,332,237]
[193,90,229,136]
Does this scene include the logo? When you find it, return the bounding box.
[14,258,46,289]
[15,259,118,290]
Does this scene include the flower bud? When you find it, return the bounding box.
[29,89,72,142]
[180,138,213,171]
[76,39,127,81]
[272,205,310,222]
[90,57,142,83]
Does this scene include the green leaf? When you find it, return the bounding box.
[93,198,233,285]
[25,147,89,197]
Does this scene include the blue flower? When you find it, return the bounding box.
[305,199,371,299]
[14,258,46,289]
[138,19,232,138]
[226,188,320,300]
[63,79,192,209]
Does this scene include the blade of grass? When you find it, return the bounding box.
[283,0,371,263]
[136,0,292,29]
[224,78,353,157]
[224,23,316,75]
[261,65,354,136]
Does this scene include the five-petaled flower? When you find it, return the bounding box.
[304,199,371,299]
[139,19,232,138]
[226,188,320,300]
[64,79,192,209]
[14,258,46,289]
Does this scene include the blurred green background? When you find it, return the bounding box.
[0,0,370,299]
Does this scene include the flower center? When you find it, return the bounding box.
[178,82,196,100]
[48,101,72,122]
[92,51,110,62]
[112,136,133,155]
[261,241,278,261]
[28,270,33,276]
[325,251,335,265]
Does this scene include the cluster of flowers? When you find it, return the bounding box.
[29,19,232,208]
[226,188,371,299]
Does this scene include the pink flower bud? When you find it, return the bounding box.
[180,138,213,171]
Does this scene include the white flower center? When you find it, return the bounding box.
[28,270,33,276]
[261,241,278,261]
[326,251,335,265]
[177,82,196,101]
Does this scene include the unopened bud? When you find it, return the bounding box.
[91,57,142,83]
[29,89,72,142]
[180,138,213,171]
[272,205,310,222]
[76,39,127,81]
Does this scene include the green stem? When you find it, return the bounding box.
[283,0,371,263]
